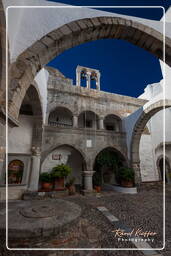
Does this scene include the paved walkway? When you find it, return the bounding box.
[0,185,170,256]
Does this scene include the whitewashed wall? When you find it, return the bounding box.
[139,134,159,182]
[41,146,83,184]
[8,115,33,154]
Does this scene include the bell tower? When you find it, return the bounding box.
[76,65,100,90]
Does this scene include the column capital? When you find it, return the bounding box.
[73,114,79,117]
[99,116,104,120]
[83,171,95,176]
[31,146,41,156]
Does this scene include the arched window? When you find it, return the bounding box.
[80,70,87,87]
[90,72,97,89]
[78,111,99,129]
[8,160,24,184]
[104,114,121,131]
[48,107,73,127]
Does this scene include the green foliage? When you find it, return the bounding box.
[51,164,72,178]
[39,172,52,183]
[65,177,75,188]
[118,167,134,182]
[96,151,119,168]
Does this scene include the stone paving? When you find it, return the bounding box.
[0,185,170,256]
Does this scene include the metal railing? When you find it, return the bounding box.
[49,121,73,127]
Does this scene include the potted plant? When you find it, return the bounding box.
[39,172,53,190]
[93,172,102,193]
[65,177,76,195]
[118,167,134,187]
[51,164,72,191]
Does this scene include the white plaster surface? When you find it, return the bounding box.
[41,148,71,173]
[8,115,33,154]
[3,0,169,62]
[41,146,83,184]
[34,68,49,123]
[139,134,159,182]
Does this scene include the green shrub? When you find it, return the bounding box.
[118,167,134,182]
[51,164,72,178]
[39,172,52,183]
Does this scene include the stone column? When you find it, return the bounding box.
[132,162,141,186]
[98,117,104,130]
[28,147,41,191]
[73,115,78,128]
[96,72,100,90]
[83,171,94,191]
[76,70,81,87]
[86,71,91,89]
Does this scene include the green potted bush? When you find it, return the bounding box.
[51,164,72,191]
[118,167,134,187]
[39,172,52,190]
[65,177,76,195]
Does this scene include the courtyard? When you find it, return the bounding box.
[0,184,170,255]
[0,1,171,255]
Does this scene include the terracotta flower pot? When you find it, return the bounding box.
[95,186,101,193]
[42,182,52,190]
[121,180,133,188]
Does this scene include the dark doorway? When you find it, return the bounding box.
[93,147,127,187]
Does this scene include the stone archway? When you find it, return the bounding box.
[7,15,171,121]
[48,106,73,128]
[6,84,43,191]
[93,147,128,188]
[131,99,171,185]
[103,114,122,131]
[78,110,99,129]
[41,144,87,192]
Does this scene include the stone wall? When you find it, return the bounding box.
[47,68,147,121]
[42,126,127,171]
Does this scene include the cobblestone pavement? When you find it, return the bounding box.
[0,184,170,256]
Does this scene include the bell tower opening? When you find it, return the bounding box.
[76,65,100,90]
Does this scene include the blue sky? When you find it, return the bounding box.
[47,0,170,97]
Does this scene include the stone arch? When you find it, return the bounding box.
[41,143,87,167]
[19,84,43,149]
[78,108,100,117]
[48,106,73,127]
[8,16,171,121]
[103,114,122,131]
[92,145,128,169]
[92,146,128,186]
[131,99,171,184]
[41,143,87,185]
[78,110,99,129]
[47,104,76,120]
